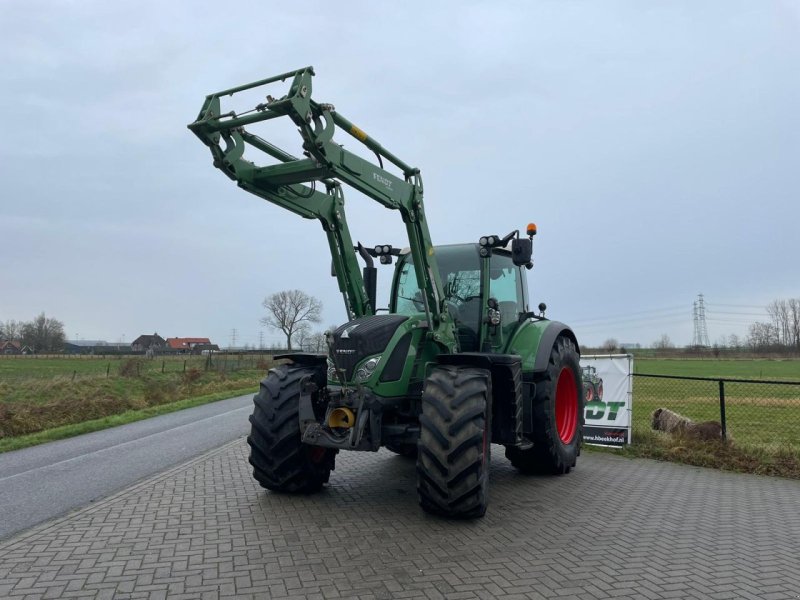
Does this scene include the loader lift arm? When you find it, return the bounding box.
[188,67,456,350]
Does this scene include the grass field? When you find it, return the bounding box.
[631,358,800,448]
[621,357,800,477]
[0,355,213,381]
[0,387,257,453]
[2,355,799,476]
[632,379,799,447]
[0,355,272,451]
[634,357,800,379]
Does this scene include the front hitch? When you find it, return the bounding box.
[298,386,382,451]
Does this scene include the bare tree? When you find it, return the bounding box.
[653,334,674,350]
[602,338,618,353]
[260,290,322,350]
[788,298,800,352]
[1,319,21,341]
[767,299,791,346]
[727,333,742,351]
[20,312,65,352]
[306,331,328,353]
[747,321,778,352]
[295,323,311,351]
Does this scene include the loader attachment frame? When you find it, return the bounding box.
[188,67,456,350]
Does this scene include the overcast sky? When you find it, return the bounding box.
[1,0,798,349]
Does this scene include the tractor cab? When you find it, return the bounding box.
[326,243,532,388]
[391,244,529,353]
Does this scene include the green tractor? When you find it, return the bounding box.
[189,67,583,518]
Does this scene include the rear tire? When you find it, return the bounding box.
[417,366,491,519]
[506,336,583,474]
[247,363,336,493]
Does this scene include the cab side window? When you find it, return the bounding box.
[489,257,523,326]
[395,262,421,315]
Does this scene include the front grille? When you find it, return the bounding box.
[330,315,408,380]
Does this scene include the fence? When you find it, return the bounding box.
[633,373,800,450]
[0,353,275,384]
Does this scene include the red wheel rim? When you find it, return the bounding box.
[555,367,578,444]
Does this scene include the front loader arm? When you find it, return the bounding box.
[188,75,370,320]
[188,67,456,350]
[242,176,369,322]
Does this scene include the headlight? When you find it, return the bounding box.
[355,355,382,382]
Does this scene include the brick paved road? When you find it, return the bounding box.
[1,439,798,599]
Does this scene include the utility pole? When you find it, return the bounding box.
[259,331,264,350]
[230,328,238,349]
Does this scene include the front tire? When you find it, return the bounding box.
[416,366,491,519]
[506,336,583,474]
[247,363,336,493]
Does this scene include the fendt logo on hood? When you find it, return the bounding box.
[340,324,359,339]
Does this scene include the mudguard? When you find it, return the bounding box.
[274,353,327,367]
[533,321,579,372]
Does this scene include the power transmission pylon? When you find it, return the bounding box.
[692,294,710,347]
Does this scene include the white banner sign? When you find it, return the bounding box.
[580,354,633,447]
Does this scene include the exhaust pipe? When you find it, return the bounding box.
[328,407,356,429]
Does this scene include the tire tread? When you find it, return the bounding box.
[246,364,336,493]
[416,365,491,519]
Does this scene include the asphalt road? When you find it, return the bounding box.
[0,393,254,540]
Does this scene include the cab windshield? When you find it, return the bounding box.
[393,245,524,351]
[394,245,479,314]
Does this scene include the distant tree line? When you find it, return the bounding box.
[581,298,800,357]
[663,297,800,355]
[741,298,800,353]
[0,313,66,353]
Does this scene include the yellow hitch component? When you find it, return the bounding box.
[328,407,356,429]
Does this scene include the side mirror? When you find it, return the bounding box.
[511,238,532,267]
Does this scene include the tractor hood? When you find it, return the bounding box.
[329,314,409,381]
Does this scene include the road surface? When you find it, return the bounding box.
[0,393,254,539]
